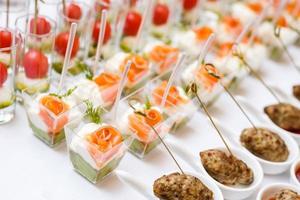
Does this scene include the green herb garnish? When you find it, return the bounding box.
[84,100,103,124]
[49,86,77,99]
[145,96,152,110]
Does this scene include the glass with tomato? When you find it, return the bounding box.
[15,14,56,95]
[52,1,90,75]
[0,28,19,124]
[180,0,200,26]
[22,84,86,147]
[119,1,147,53]
[116,88,175,158]
[149,0,172,40]
[65,104,127,183]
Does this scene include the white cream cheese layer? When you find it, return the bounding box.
[231,3,257,25]
[105,52,129,73]
[172,30,201,57]
[67,79,103,107]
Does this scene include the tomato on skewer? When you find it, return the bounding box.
[0,30,12,49]
[64,3,82,20]
[29,17,51,35]
[123,11,142,36]
[182,0,198,11]
[92,20,112,44]
[55,32,80,58]
[152,3,170,26]
[23,49,49,79]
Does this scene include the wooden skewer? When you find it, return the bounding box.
[187,83,234,156]
[232,44,281,104]
[6,0,10,28]
[128,101,185,174]
[274,26,300,76]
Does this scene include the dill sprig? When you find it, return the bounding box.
[84,100,103,124]
[145,96,152,110]
[49,86,77,99]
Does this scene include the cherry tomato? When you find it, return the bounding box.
[152,3,170,26]
[92,20,112,44]
[0,30,12,49]
[30,17,51,35]
[64,3,82,20]
[183,0,198,11]
[0,62,8,87]
[296,168,300,182]
[55,32,80,58]
[94,0,110,12]
[123,11,142,36]
[23,49,49,79]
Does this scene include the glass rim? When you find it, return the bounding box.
[57,1,90,23]
[15,13,57,38]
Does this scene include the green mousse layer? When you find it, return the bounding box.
[70,150,123,184]
[127,137,161,158]
[28,118,65,147]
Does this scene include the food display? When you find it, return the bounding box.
[2,0,300,199]
[240,128,289,162]
[200,149,254,186]
[153,172,214,200]
[65,102,126,183]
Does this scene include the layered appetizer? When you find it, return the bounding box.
[264,103,300,134]
[118,97,172,158]
[143,42,179,77]
[23,87,79,147]
[151,80,196,131]
[182,63,223,105]
[105,53,152,94]
[153,172,214,200]
[240,128,289,162]
[67,70,120,108]
[200,149,254,186]
[65,101,126,183]
[172,25,215,60]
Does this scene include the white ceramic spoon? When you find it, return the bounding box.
[166,139,264,200]
[236,96,300,145]
[214,119,299,175]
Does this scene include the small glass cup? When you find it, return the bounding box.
[52,1,90,75]
[149,78,197,132]
[0,27,19,124]
[63,68,122,110]
[65,108,127,184]
[181,61,223,106]
[22,83,86,147]
[15,14,56,95]
[0,0,29,28]
[116,88,175,158]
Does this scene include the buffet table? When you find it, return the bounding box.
[1,0,300,199]
[0,45,299,200]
